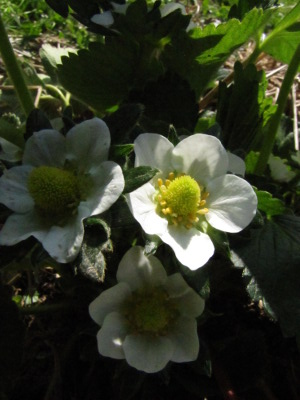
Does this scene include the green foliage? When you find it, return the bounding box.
[229,0,278,20]
[216,62,276,153]
[77,218,113,282]
[123,166,159,193]
[1,1,300,398]
[255,189,287,217]
[2,0,89,46]
[231,214,300,336]
[260,2,300,66]
[58,40,137,112]
[0,117,24,148]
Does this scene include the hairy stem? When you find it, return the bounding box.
[0,11,35,116]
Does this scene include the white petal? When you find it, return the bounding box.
[91,11,114,27]
[89,282,131,326]
[0,210,47,246]
[84,161,124,216]
[227,152,246,176]
[160,3,186,17]
[0,166,34,212]
[66,118,111,172]
[165,274,205,317]
[123,334,173,373]
[41,208,88,262]
[126,182,168,236]
[268,154,296,183]
[171,134,229,184]
[117,246,167,291]
[0,200,88,263]
[134,133,174,171]
[168,317,199,362]
[23,130,66,167]
[96,312,128,359]
[161,226,215,270]
[0,138,22,162]
[111,2,129,14]
[206,174,257,233]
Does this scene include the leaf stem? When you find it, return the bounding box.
[254,44,300,175]
[0,11,35,116]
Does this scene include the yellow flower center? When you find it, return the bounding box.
[156,172,209,229]
[28,166,81,222]
[124,288,178,335]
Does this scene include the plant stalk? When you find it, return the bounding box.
[254,44,300,175]
[0,11,35,116]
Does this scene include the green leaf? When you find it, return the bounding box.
[216,62,276,152]
[77,243,108,283]
[39,44,77,83]
[165,8,270,97]
[57,39,137,112]
[260,2,300,66]
[123,166,158,193]
[129,72,199,131]
[110,144,134,158]
[255,189,287,217]
[231,214,300,336]
[262,23,300,67]
[77,218,113,283]
[245,151,260,174]
[0,118,24,148]
[104,103,144,144]
[263,1,300,43]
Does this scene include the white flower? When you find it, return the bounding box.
[160,2,196,31]
[0,118,125,263]
[91,11,115,28]
[126,133,257,270]
[91,3,129,28]
[89,246,204,373]
[268,154,296,183]
[227,152,246,176]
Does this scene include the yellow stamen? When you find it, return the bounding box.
[197,208,209,215]
[155,171,210,229]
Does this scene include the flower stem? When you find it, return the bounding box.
[0,11,35,117]
[254,44,300,175]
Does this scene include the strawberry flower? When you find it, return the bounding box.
[126,133,257,270]
[89,246,205,373]
[0,118,124,262]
